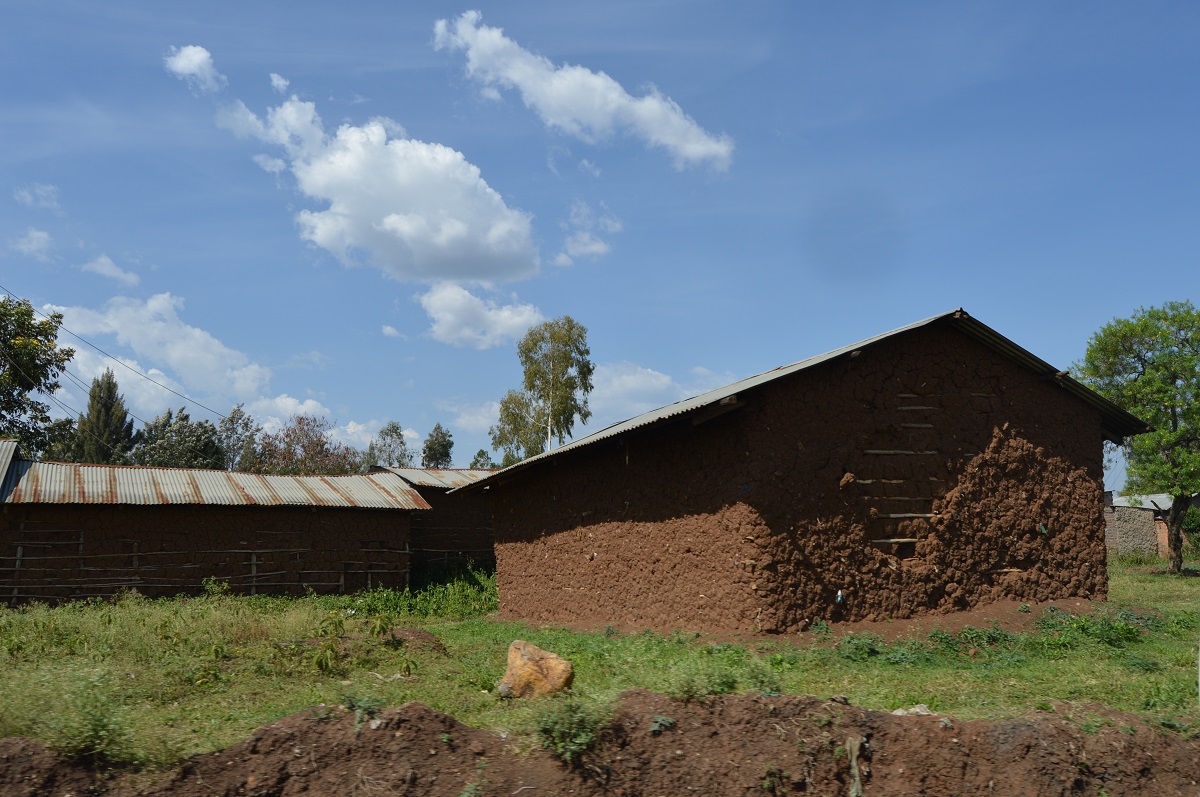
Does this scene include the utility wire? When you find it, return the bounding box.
[0,281,228,421]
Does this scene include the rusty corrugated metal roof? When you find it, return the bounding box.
[0,440,18,484]
[378,467,494,490]
[0,459,431,510]
[458,309,1150,492]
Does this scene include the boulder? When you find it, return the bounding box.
[496,640,574,698]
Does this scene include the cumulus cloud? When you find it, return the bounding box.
[213,91,538,281]
[14,183,60,210]
[586,361,738,431]
[80,254,139,286]
[555,200,621,265]
[434,11,733,170]
[49,293,271,399]
[245,394,332,434]
[381,324,401,338]
[418,282,543,349]
[11,228,53,262]
[164,45,227,94]
[448,400,500,434]
[60,348,188,421]
[269,73,289,94]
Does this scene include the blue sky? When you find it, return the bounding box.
[3,2,1197,482]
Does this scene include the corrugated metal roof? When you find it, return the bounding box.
[0,459,431,510]
[0,440,18,484]
[1112,494,1179,511]
[459,309,1149,492]
[377,467,494,489]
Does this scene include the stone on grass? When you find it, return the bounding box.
[496,640,574,698]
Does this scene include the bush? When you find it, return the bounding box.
[534,697,608,765]
[44,672,137,767]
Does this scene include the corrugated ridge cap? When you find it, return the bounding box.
[377,467,495,489]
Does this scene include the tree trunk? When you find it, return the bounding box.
[1166,494,1189,573]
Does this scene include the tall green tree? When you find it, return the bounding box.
[0,296,75,457]
[73,369,137,464]
[469,448,497,469]
[244,414,364,475]
[217,403,260,471]
[421,422,454,468]
[366,421,415,468]
[1078,300,1200,572]
[489,315,595,464]
[130,407,224,469]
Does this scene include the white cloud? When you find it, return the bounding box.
[11,227,53,262]
[269,73,289,94]
[555,200,621,265]
[418,282,543,349]
[252,154,287,174]
[246,394,332,434]
[213,91,538,281]
[579,159,601,177]
[586,361,739,431]
[164,45,227,94]
[14,183,60,210]
[60,348,188,421]
[434,10,734,170]
[49,293,271,399]
[448,400,500,434]
[80,254,139,286]
[381,324,401,338]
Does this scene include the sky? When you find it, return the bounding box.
[3,2,1198,483]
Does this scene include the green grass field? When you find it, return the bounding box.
[1,558,1198,770]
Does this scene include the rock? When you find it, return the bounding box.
[496,640,574,698]
[891,704,936,716]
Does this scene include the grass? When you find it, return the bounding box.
[2,559,1199,771]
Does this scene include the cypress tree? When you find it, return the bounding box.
[74,368,136,464]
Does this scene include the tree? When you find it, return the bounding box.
[217,403,260,471]
[469,448,497,469]
[365,421,415,468]
[421,422,454,468]
[490,316,595,464]
[1078,301,1200,572]
[73,369,137,464]
[131,407,224,469]
[0,296,75,457]
[245,414,364,475]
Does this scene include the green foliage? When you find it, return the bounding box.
[73,368,137,464]
[534,696,607,765]
[216,403,260,471]
[0,295,75,457]
[1078,301,1200,571]
[421,422,454,468]
[366,420,415,468]
[131,406,224,469]
[44,672,136,767]
[835,632,885,662]
[490,316,595,463]
[649,715,676,734]
[342,693,385,732]
[469,448,496,469]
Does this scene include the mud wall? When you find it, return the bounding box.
[1104,507,1159,557]
[410,488,494,581]
[491,321,1106,633]
[0,504,411,603]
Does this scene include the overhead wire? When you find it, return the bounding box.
[0,281,228,421]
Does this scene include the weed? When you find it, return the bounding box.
[458,759,488,797]
[201,577,231,598]
[343,694,385,732]
[835,632,884,662]
[808,618,832,636]
[310,639,344,676]
[1019,603,1031,613]
[760,766,790,794]
[44,672,136,768]
[649,715,676,735]
[534,697,608,765]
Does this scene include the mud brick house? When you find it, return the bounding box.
[0,440,431,603]
[464,309,1148,634]
[377,467,495,581]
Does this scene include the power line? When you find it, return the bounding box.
[0,282,228,421]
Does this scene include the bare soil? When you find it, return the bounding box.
[4,688,1198,796]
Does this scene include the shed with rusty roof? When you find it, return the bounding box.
[0,449,431,602]
[376,467,495,583]
[466,310,1148,633]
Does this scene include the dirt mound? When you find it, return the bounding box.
[4,692,1199,796]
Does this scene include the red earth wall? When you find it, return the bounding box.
[0,504,411,602]
[490,323,1106,633]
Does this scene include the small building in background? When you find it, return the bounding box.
[465,309,1148,634]
[1104,492,1200,558]
[0,440,429,603]
[376,467,495,584]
